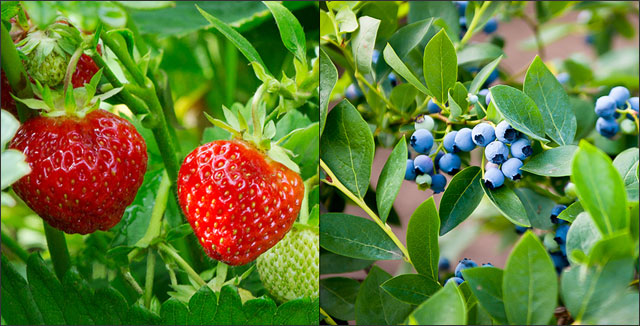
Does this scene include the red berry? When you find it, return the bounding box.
[177,140,304,265]
[1,70,17,116]
[71,44,101,88]
[9,109,148,234]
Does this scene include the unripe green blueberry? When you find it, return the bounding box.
[620,119,637,134]
[543,233,559,252]
[415,114,435,131]
[416,174,432,187]
[564,182,577,199]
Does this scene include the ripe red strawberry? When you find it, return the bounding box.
[72,44,102,88]
[1,71,17,115]
[9,109,148,234]
[177,139,304,265]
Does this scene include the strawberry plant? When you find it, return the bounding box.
[319,1,639,325]
[1,1,319,325]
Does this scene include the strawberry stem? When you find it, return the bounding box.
[252,83,266,141]
[157,242,206,287]
[63,46,83,95]
[144,248,156,309]
[43,222,71,280]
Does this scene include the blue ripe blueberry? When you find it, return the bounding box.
[439,153,461,174]
[410,129,434,154]
[484,69,499,86]
[554,224,570,245]
[501,158,523,181]
[585,34,594,45]
[483,18,498,34]
[427,98,442,113]
[414,155,435,175]
[472,123,496,147]
[484,90,492,106]
[609,86,630,108]
[443,131,459,153]
[478,89,489,97]
[455,258,478,279]
[629,97,639,113]
[468,93,478,104]
[459,16,467,29]
[454,128,476,152]
[433,150,445,171]
[389,72,398,87]
[596,117,619,138]
[550,251,570,274]
[594,96,616,118]
[446,277,464,286]
[431,174,447,194]
[495,121,519,143]
[550,204,567,224]
[484,168,505,189]
[485,140,509,164]
[485,161,499,171]
[482,263,494,267]
[557,72,569,84]
[454,1,468,16]
[515,225,531,234]
[345,83,361,100]
[372,49,380,64]
[438,257,450,271]
[510,138,532,160]
[405,159,417,180]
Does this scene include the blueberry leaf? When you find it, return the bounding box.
[375,18,435,80]
[319,49,337,136]
[612,147,639,201]
[405,281,466,325]
[565,212,602,264]
[320,277,360,321]
[468,55,503,95]
[461,267,508,325]
[383,43,431,95]
[406,197,440,281]
[481,183,530,227]
[352,16,380,75]
[439,166,484,235]
[376,137,408,223]
[380,274,441,305]
[489,85,548,142]
[355,266,413,325]
[521,145,578,177]
[423,29,457,104]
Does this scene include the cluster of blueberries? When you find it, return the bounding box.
[593,86,639,138]
[406,117,533,193]
[455,1,499,37]
[438,257,493,286]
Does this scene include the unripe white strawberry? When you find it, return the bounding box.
[256,226,319,302]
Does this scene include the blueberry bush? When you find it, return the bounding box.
[319,1,639,325]
[1,1,319,325]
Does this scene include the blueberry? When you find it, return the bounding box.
[550,251,569,274]
[431,174,447,193]
[433,151,445,170]
[554,224,570,245]
[468,93,478,104]
[485,91,492,106]
[556,72,569,85]
[596,117,619,138]
[483,18,498,34]
[594,96,616,118]
[427,99,442,113]
[446,277,464,286]
[484,168,505,189]
[549,204,567,224]
[564,183,577,199]
[415,114,435,131]
[414,155,435,175]
[455,258,478,279]
[472,123,496,147]
[515,225,531,234]
[454,1,468,16]
[459,16,467,29]
[345,84,361,100]
[501,158,523,181]
[443,131,459,153]
[405,159,417,180]
[438,257,450,271]
[585,34,594,45]
[485,161,499,171]
[495,121,518,143]
[410,129,434,154]
[478,89,489,97]
[485,140,509,164]
[510,138,532,160]
[609,86,630,108]
[482,263,494,267]
[389,72,398,87]
[439,153,461,174]
[484,69,499,86]
[454,128,476,152]
[372,49,380,64]
[629,97,639,112]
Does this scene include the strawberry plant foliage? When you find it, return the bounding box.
[319,1,638,325]
[2,1,319,325]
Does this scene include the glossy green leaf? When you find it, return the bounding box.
[557,201,583,223]
[376,18,435,80]
[160,298,188,325]
[319,49,337,136]
[566,212,602,264]
[503,232,557,325]
[377,137,408,223]
[187,285,217,325]
[423,29,457,104]
[448,92,463,120]
[406,197,440,280]
[564,58,594,85]
[490,85,547,142]
[572,141,629,235]
[381,274,441,305]
[451,82,469,114]
[213,285,246,324]
[405,281,467,325]
[273,297,318,325]
[465,1,504,34]
[523,56,576,145]
[457,43,504,66]
[243,297,277,325]
[321,100,374,199]
[355,266,413,325]
[514,188,555,230]
[570,96,598,140]
[469,55,503,95]
[390,85,419,112]
[352,16,380,75]
[1,254,44,325]
[320,213,403,260]
[319,251,374,274]
[613,147,639,201]
[521,145,578,176]
[281,123,319,180]
[263,2,306,64]
[439,166,484,235]
[383,43,431,95]
[334,6,358,33]
[320,277,360,321]
[461,267,508,325]
[407,1,460,42]
[482,184,531,227]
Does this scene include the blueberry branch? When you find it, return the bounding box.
[459,1,492,47]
